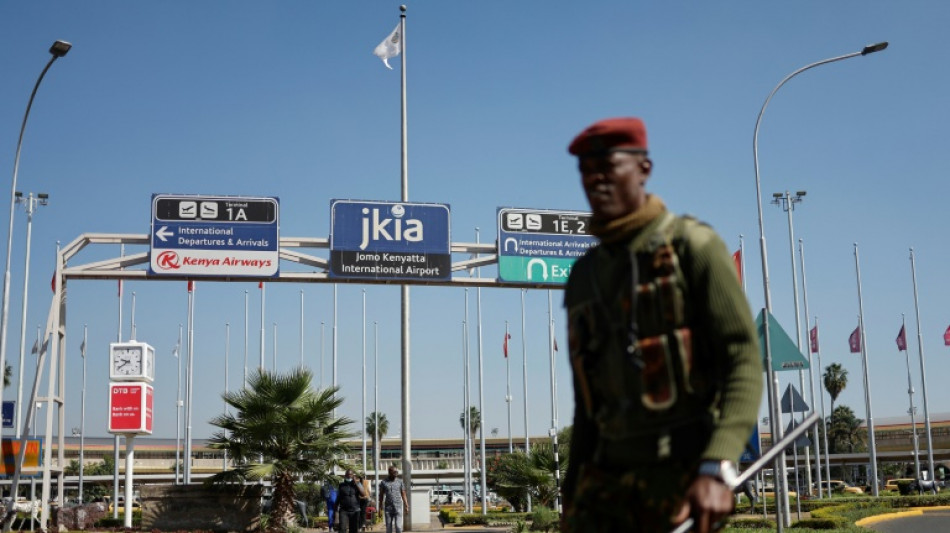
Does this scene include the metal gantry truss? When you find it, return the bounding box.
[12,232,561,528]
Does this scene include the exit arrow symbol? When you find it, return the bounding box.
[155,226,174,242]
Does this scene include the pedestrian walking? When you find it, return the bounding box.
[379,466,408,533]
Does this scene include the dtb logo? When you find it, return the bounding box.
[359,205,423,250]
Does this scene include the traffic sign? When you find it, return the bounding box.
[496,208,596,284]
[329,200,451,281]
[149,195,279,277]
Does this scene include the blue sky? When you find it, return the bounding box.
[1,2,949,447]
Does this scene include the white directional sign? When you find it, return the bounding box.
[496,207,596,284]
[149,194,279,277]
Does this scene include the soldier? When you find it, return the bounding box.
[561,117,762,533]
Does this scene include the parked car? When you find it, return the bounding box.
[761,486,797,499]
[822,480,863,495]
[430,488,465,506]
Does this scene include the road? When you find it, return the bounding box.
[864,509,950,533]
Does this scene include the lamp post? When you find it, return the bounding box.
[771,190,815,498]
[752,41,887,529]
[13,192,48,438]
[0,42,71,445]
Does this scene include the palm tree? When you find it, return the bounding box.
[208,368,354,529]
[366,411,389,478]
[823,363,848,415]
[460,406,481,464]
[3,364,11,388]
[828,405,865,454]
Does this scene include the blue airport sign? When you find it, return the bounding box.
[2,401,13,429]
[149,195,280,277]
[330,200,451,281]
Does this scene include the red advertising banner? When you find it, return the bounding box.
[109,383,153,435]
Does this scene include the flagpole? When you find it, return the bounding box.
[273,322,277,371]
[374,321,379,499]
[909,247,935,483]
[547,290,561,515]
[899,314,921,479]
[333,284,338,419]
[798,238,822,498]
[300,290,304,367]
[243,290,248,389]
[813,317,832,491]
[78,324,87,503]
[505,321,512,453]
[223,322,230,471]
[175,323,182,485]
[853,243,879,496]
[462,290,471,514]
[739,235,747,294]
[113,245,123,518]
[475,228,488,516]
[320,321,325,389]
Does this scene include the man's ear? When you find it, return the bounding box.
[641,157,653,175]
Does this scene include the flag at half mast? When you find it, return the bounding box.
[849,325,861,353]
[373,23,401,69]
[809,325,819,354]
[896,324,907,351]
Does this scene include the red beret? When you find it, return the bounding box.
[568,117,648,156]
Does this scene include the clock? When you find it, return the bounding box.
[109,341,155,382]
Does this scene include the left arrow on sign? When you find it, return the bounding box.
[155,226,174,242]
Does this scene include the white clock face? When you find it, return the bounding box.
[113,347,142,376]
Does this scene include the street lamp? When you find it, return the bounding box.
[13,192,48,439]
[752,41,888,528]
[771,190,816,499]
[0,43,71,436]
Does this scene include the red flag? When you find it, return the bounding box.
[849,326,861,353]
[259,281,264,289]
[896,325,907,351]
[809,325,819,354]
[944,325,950,346]
[503,333,511,358]
[732,249,742,284]
[51,273,56,294]
[187,280,194,292]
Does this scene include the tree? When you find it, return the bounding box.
[460,406,481,464]
[3,364,10,388]
[486,427,570,511]
[208,368,354,530]
[366,411,389,478]
[828,405,865,454]
[823,363,848,415]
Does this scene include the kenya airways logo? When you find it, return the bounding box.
[156,251,181,270]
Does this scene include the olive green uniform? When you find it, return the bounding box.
[562,207,762,532]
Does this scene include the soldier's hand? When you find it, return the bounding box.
[673,476,734,533]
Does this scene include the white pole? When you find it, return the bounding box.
[14,193,40,439]
[114,245,124,519]
[259,283,265,372]
[130,292,136,340]
[333,285,338,419]
[909,248,935,482]
[374,321,379,498]
[175,324,182,485]
[300,290,304,367]
[243,290,248,389]
[521,289,531,512]
[475,228,487,515]
[547,291,561,514]
[505,320,512,454]
[184,282,195,484]
[123,436,135,528]
[854,243,878,496]
[798,239,823,498]
[900,314,921,479]
[320,321,325,389]
[462,291,471,513]
[362,289,367,475]
[224,322,230,471]
[273,323,277,371]
[78,325,87,504]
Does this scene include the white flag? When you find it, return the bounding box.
[373,23,401,69]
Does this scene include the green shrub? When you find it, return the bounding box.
[790,517,848,529]
[460,513,490,525]
[438,508,458,525]
[725,517,775,529]
[529,506,559,532]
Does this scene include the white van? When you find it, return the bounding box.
[429,488,465,505]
